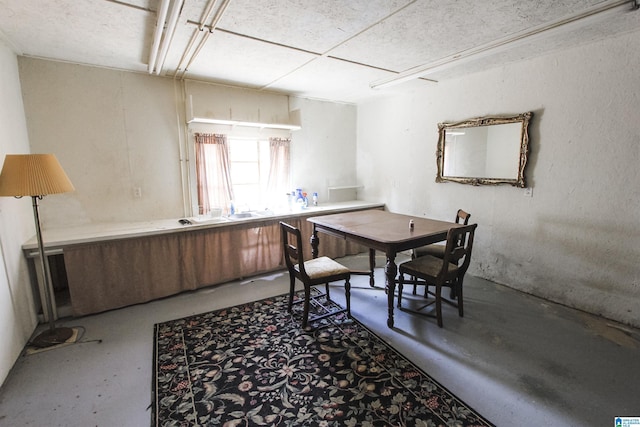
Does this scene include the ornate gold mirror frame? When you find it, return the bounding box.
[436,112,532,187]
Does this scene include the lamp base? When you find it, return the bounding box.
[30,327,75,348]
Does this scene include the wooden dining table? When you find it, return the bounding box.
[307,209,462,328]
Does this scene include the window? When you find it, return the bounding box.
[194,133,290,215]
[228,138,270,211]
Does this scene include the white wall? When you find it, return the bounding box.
[357,30,640,327]
[17,59,357,225]
[0,39,39,385]
[289,97,357,202]
[18,60,185,226]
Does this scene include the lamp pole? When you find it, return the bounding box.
[30,195,73,347]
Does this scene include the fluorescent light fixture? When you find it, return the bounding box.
[155,0,184,75]
[370,0,639,89]
[148,0,184,75]
[189,117,301,131]
[147,0,170,74]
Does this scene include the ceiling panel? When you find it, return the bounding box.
[329,0,607,73]
[0,0,154,71]
[215,0,413,54]
[0,0,638,104]
[182,29,317,88]
[266,56,416,103]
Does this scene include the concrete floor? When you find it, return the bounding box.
[0,253,638,426]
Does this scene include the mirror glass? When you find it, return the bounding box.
[436,112,532,187]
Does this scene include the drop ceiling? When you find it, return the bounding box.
[0,0,638,104]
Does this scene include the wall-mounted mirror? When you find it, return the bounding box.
[436,112,532,187]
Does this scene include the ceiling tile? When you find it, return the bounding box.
[329,0,607,73]
[181,29,317,87]
[0,0,153,71]
[266,55,427,103]
[215,0,413,53]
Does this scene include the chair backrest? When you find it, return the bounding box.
[454,209,471,247]
[455,209,471,225]
[280,221,307,277]
[441,223,477,278]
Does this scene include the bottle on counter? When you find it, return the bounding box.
[312,192,318,206]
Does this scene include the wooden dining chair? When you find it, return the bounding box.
[280,221,351,329]
[397,223,477,327]
[411,209,471,297]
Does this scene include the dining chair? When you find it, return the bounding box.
[280,221,351,329]
[397,223,477,327]
[411,209,471,297]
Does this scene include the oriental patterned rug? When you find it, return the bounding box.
[152,289,494,426]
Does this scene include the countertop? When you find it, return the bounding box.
[23,201,385,252]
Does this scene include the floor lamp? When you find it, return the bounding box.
[0,154,76,348]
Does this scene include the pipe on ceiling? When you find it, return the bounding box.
[148,0,170,73]
[174,0,233,79]
[154,0,185,75]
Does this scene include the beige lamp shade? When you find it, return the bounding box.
[0,154,75,197]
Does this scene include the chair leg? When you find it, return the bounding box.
[325,282,330,300]
[301,284,311,329]
[287,275,296,312]
[368,248,376,287]
[397,274,404,308]
[456,278,464,317]
[435,284,444,328]
[344,278,351,316]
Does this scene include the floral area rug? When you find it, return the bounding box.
[152,289,494,426]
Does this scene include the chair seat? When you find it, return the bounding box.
[413,244,445,259]
[400,255,459,279]
[296,256,350,279]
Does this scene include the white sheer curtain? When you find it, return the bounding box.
[195,133,234,215]
[266,137,291,209]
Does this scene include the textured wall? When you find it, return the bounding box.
[357,30,640,327]
[18,60,185,227]
[18,60,357,226]
[289,96,357,201]
[0,40,38,386]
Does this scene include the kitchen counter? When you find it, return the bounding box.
[24,201,384,319]
[22,201,384,253]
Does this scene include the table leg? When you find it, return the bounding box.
[385,254,397,328]
[310,226,319,259]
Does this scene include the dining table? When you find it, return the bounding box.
[307,209,462,328]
